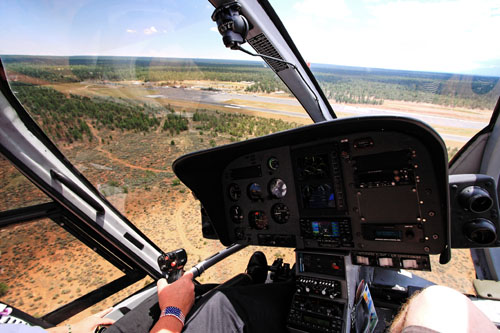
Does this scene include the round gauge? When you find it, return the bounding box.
[269,178,287,199]
[228,183,241,201]
[229,206,244,224]
[248,211,268,230]
[247,182,263,200]
[268,157,279,170]
[271,203,290,224]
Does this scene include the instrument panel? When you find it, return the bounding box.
[173,116,450,263]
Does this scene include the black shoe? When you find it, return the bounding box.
[246,251,268,284]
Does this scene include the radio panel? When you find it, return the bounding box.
[288,251,355,333]
[288,294,345,333]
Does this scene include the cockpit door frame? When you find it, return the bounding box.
[450,97,500,281]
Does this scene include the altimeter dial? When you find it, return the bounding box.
[271,203,290,224]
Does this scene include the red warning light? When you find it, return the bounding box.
[307,62,311,68]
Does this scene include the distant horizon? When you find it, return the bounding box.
[2,53,500,79]
[1,1,499,77]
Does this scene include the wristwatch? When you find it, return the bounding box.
[160,306,185,325]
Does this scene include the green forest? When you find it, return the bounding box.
[11,83,160,142]
[9,82,299,145]
[4,55,499,110]
[192,109,299,138]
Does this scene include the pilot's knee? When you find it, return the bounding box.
[416,285,468,307]
[403,285,471,331]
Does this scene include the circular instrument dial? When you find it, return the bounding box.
[249,211,268,230]
[271,203,290,224]
[228,183,241,201]
[247,182,263,200]
[229,205,244,224]
[269,178,287,199]
[268,157,279,170]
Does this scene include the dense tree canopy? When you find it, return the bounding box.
[12,83,160,142]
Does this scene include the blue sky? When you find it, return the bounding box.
[1,0,499,76]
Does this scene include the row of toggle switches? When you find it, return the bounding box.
[295,276,342,299]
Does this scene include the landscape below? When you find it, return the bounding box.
[0,55,494,321]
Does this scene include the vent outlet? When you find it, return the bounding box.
[247,33,288,72]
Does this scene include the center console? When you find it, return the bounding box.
[288,251,357,333]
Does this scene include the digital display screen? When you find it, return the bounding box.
[374,230,402,240]
[303,315,330,328]
[296,153,339,210]
[301,184,336,209]
[312,221,340,238]
[362,224,409,242]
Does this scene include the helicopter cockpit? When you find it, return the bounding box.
[170,112,499,332]
[1,0,499,332]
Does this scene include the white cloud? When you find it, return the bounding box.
[293,0,351,20]
[210,26,218,32]
[362,0,500,71]
[144,26,158,35]
[126,29,136,33]
[282,0,500,73]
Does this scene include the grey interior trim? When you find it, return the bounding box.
[449,133,489,174]
[208,0,334,122]
[475,115,500,281]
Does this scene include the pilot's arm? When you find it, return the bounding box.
[150,272,195,333]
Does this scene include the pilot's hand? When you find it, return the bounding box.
[152,271,194,333]
[46,308,115,333]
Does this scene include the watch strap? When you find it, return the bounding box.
[160,306,185,326]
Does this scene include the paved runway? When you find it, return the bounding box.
[145,86,489,143]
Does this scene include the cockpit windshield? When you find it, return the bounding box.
[0,0,499,322]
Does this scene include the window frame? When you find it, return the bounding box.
[0,196,147,325]
[0,59,166,323]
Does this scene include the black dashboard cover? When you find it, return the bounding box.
[173,116,450,253]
